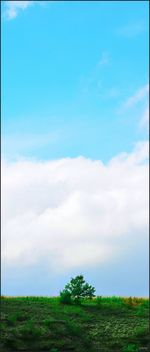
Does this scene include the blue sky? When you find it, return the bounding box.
[1,1,149,297]
[2,0,148,161]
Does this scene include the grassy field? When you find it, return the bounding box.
[0,296,149,352]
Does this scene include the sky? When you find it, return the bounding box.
[1,1,149,297]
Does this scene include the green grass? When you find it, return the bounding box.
[0,296,149,351]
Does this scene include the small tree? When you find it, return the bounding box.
[60,275,95,304]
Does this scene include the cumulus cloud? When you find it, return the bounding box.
[2,141,149,273]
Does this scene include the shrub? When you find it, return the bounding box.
[60,290,72,305]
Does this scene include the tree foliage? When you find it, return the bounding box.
[60,275,95,304]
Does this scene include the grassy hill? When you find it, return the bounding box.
[0,296,149,352]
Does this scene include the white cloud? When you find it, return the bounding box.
[140,106,149,130]
[2,131,59,159]
[2,141,149,273]
[3,1,48,20]
[117,21,147,37]
[80,52,110,97]
[124,84,149,110]
[98,52,109,67]
[4,1,34,20]
[118,83,149,131]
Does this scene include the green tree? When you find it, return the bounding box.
[60,275,95,303]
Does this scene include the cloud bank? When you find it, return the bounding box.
[2,141,149,274]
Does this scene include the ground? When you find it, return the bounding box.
[0,296,149,352]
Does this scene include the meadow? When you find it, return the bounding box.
[0,296,149,352]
